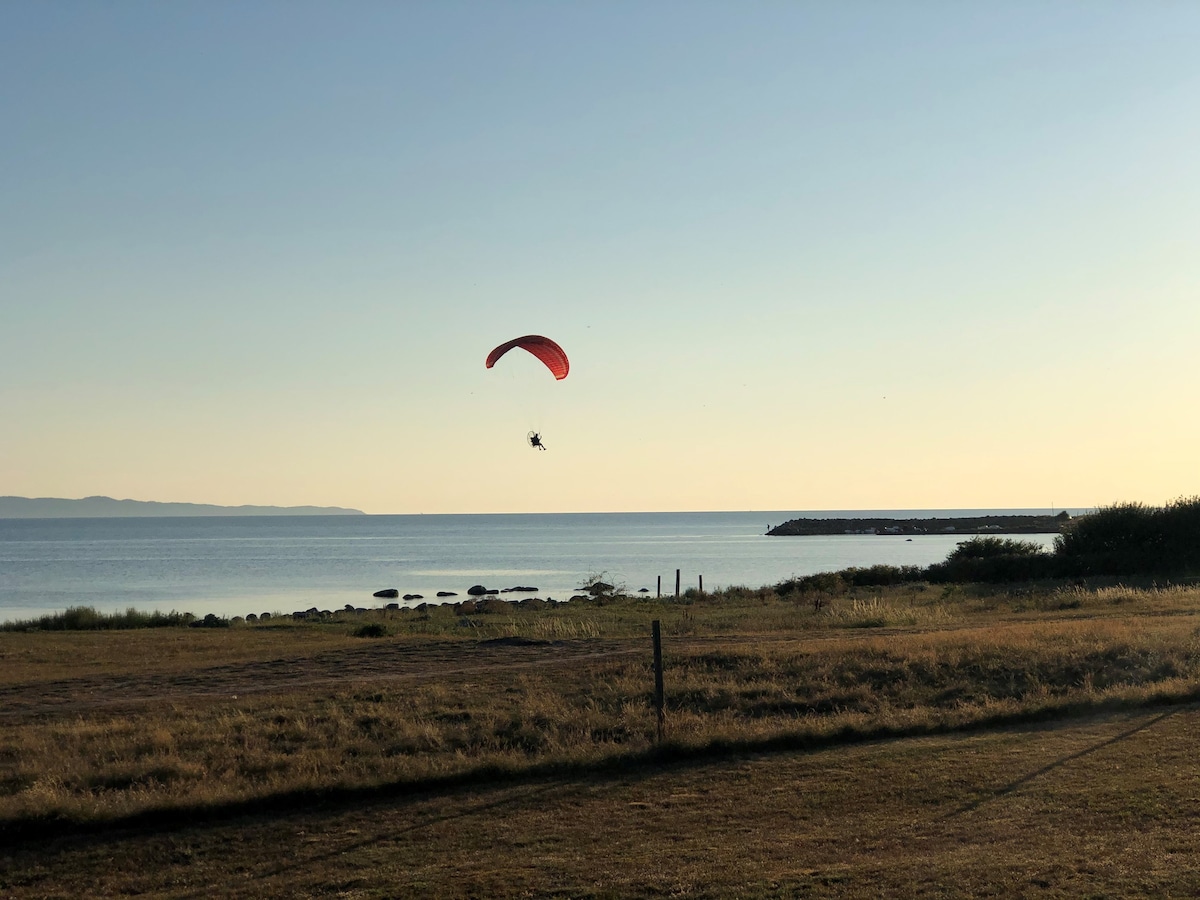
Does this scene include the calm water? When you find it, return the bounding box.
[0,510,1071,623]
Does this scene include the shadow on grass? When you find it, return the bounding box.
[5,690,1200,848]
[168,780,581,900]
[941,706,1183,820]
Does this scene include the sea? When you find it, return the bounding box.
[0,510,1084,624]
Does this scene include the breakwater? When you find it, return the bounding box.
[767,513,1072,537]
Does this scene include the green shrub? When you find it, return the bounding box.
[776,571,845,596]
[1054,498,1200,576]
[1,606,196,632]
[842,565,926,586]
[946,537,1046,561]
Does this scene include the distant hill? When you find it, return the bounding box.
[0,496,365,518]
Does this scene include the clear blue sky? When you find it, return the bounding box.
[3,2,1198,513]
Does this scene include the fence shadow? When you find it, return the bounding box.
[941,706,1181,821]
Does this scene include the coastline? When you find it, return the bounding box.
[0,512,1069,624]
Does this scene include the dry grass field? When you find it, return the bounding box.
[3,581,1200,897]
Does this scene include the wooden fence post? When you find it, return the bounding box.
[675,569,680,598]
[699,574,703,595]
[652,619,664,743]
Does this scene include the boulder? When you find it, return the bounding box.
[373,588,400,599]
[437,591,458,597]
[467,584,489,596]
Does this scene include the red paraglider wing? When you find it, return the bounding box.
[485,335,569,380]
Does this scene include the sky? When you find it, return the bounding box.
[3,2,1199,514]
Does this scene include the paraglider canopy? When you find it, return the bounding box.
[485,335,569,381]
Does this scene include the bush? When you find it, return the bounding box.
[776,571,845,596]
[946,537,1047,561]
[1054,497,1200,576]
[776,566,925,596]
[354,623,390,638]
[1,606,196,632]
[841,565,926,586]
[925,553,1056,584]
